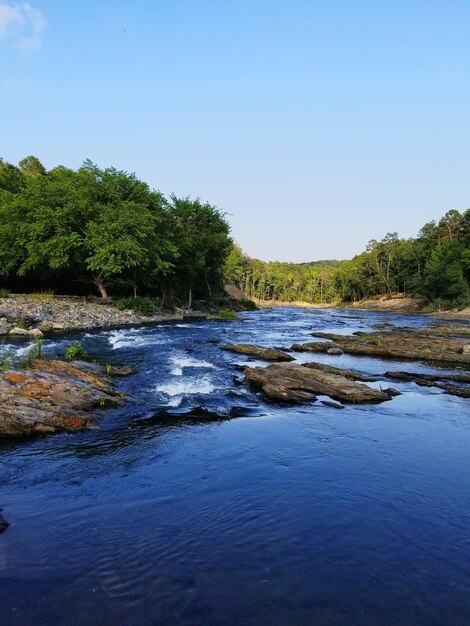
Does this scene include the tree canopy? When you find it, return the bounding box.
[226,209,470,309]
[1,155,468,310]
[0,156,232,304]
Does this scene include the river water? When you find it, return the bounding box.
[1,308,469,625]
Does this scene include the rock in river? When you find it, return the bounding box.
[294,325,470,364]
[223,343,294,362]
[244,362,398,404]
[0,360,124,438]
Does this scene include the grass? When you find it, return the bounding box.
[30,290,56,302]
[0,288,10,299]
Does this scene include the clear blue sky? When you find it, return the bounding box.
[1,0,469,262]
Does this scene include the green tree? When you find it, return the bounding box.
[168,195,232,307]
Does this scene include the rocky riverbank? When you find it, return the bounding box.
[0,295,206,336]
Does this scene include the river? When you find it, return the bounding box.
[1,307,469,625]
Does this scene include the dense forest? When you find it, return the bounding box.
[0,156,232,307]
[225,210,470,309]
[1,156,468,310]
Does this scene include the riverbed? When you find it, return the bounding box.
[1,308,469,625]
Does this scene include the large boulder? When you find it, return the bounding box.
[245,362,397,405]
[0,360,123,438]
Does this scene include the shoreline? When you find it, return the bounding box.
[0,294,209,338]
[1,294,469,341]
[252,295,470,321]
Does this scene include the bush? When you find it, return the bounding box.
[116,296,156,317]
[0,288,10,298]
[218,308,237,320]
[240,298,257,310]
[65,342,87,361]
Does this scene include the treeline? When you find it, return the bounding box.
[0,156,232,306]
[225,209,470,308]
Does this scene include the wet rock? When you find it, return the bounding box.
[106,366,135,377]
[384,370,470,398]
[224,343,294,362]
[327,347,343,355]
[0,360,123,438]
[305,326,470,364]
[0,513,9,534]
[245,363,397,404]
[291,342,332,353]
[321,400,345,409]
[302,361,376,382]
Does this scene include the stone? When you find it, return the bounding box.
[0,359,124,438]
[384,370,470,398]
[327,347,343,355]
[9,327,30,336]
[223,343,294,362]
[291,342,332,353]
[105,366,135,377]
[302,325,470,364]
[302,361,376,382]
[38,320,54,333]
[245,362,397,405]
[28,328,44,339]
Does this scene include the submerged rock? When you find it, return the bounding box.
[384,371,470,398]
[0,360,124,438]
[244,362,397,405]
[0,512,9,534]
[223,343,294,362]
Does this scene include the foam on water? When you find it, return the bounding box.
[0,341,38,358]
[155,375,217,406]
[108,328,165,350]
[169,355,217,376]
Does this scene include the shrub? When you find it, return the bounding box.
[65,342,87,361]
[218,308,237,320]
[240,298,257,310]
[116,296,156,317]
[0,288,10,299]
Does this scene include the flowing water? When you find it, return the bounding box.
[1,308,469,625]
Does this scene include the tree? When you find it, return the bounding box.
[82,162,174,300]
[18,155,46,178]
[168,195,232,307]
